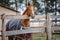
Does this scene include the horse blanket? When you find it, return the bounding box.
[6,19,31,39]
[6,19,24,31]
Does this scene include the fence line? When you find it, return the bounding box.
[1,14,47,40]
[1,14,60,40]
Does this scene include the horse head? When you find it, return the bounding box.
[24,3,35,19]
[22,3,35,27]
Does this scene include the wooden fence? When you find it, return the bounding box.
[1,14,60,40]
[0,14,48,40]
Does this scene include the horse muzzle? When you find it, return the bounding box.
[31,16,35,19]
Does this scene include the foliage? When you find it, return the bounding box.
[0,0,9,6]
[45,0,57,13]
[19,0,24,3]
[0,0,59,15]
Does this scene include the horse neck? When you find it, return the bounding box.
[21,18,29,28]
[21,8,30,27]
[22,8,29,21]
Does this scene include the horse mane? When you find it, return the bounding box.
[21,7,30,27]
[23,7,29,15]
[21,4,34,27]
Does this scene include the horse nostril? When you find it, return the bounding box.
[32,16,34,19]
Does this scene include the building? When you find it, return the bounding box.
[0,5,19,15]
[0,5,19,35]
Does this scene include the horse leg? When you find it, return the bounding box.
[25,33,32,40]
[26,37,32,40]
[8,36,17,40]
[27,35,32,40]
[8,36,14,40]
[15,37,22,40]
[15,35,24,40]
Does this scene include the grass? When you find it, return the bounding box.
[32,35,46,40]
[53,35,60,38]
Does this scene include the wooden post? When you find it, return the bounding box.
[46,14,48,40]
[1,14,6,40]
[47,14,52,40]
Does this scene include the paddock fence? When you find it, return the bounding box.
[0,14,60,40]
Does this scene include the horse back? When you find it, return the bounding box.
[6,19,23,31]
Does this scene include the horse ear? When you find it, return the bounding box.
[33,3,35,5]
[28,2,30,6]
[33,2,37,6]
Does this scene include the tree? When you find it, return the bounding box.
[0,0,3,4]
[0,0,45,15]
[0,0,10,6]
[1,0,59,15]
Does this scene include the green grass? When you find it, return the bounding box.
[54,35,60,38]
[32,35,46,40]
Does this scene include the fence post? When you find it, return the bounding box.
[47,14,52,40]
[1,14,6,40]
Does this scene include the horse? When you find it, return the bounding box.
[6,3,35,40]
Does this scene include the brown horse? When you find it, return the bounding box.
[16,3,35,40]
[6,3,35,40]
